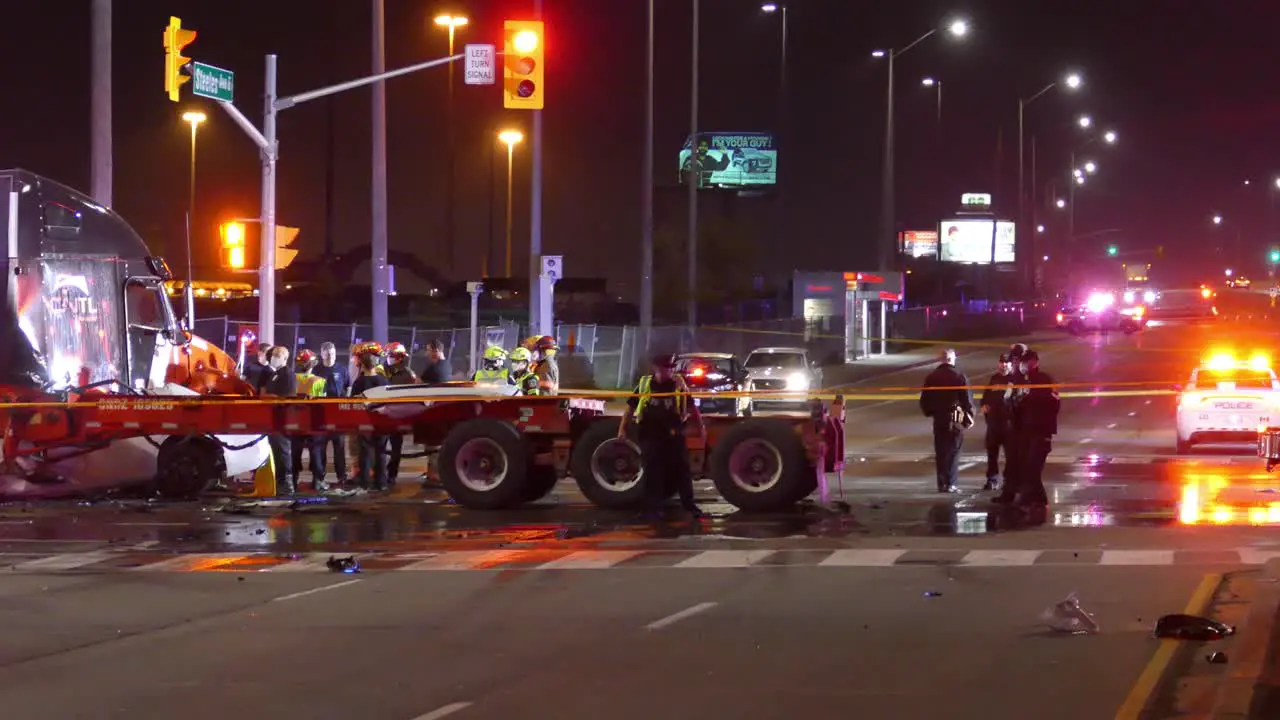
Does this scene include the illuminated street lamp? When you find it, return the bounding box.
[434,13,468,273]
[1103,130,1117,144]
[1056,198,1067,209]
[1078,115,1092,129]
[1036,224,1045,233]
[498,129,524,277]
[180,110,207,323]
[921,76,942,125]
[1083,161,1097,174]
[1212,214,1223,225]
[872,17,970,270]
[1016,70,1083,290]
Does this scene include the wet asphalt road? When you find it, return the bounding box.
[5,311,1280,718]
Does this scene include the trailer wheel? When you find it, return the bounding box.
[571,420,647,509]
[438,418,529,509]
[709,419,809,512]
[522,465,561,503]
[154,436,219,500]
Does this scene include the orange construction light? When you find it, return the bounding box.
[220,221,247,270]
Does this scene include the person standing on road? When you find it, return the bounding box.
[313,342,350,488]
[471,346,509,383]
[383,342,419,487]
[290,349,327,491]
[980,354,1016,491]
[351,343,390,493]
[1012,350,1059,510]
[259,346,298,494]
[617,354,707,519]
[507,347,542,396]
[418,339,452,384]
[532,335,561,395]
[919,348,974,494]
[244,342,272,392]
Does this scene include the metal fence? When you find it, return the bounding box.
[192,302,1046,390]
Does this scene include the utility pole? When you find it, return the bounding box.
[639,0,654,347]
[371,0,390,343]
[91,0,112,206]
[687,0,700,331]
[529,0,545,334]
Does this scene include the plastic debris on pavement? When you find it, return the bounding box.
[326,555,360,574]
[1207,651,1229,664]
[1040,593,1101,635]
[1153,614,1236,641]
[923,591,943,598]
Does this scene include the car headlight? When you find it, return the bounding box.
[1143,290,1156,303]
[1123,291,1135,304]
[786,373,809,391]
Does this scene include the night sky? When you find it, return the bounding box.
[2,0,1278,300]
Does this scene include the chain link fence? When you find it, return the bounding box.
[193,303,1045,390]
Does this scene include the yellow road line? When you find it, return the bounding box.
[1113,572,1223,720]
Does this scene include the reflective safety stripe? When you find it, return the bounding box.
[634,375,684,423]
[472,368,509,382]
[513,371,540,396]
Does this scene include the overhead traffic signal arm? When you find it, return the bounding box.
[163,16,197,102]
[503,20,544,110]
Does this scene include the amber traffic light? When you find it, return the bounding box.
[163,16,197,103]
[220,221,246,269]
[503,20,544,110]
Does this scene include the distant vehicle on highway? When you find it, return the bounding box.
[1176,352,1279,454]
[1226,276,1251,289]
[675,353,752,417]
[1055,291,1146,335]
[743,347,821,409]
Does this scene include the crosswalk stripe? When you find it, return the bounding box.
[1100,550,1175,565]
[818,549,908,567]
[12,550,118,571]
[674,550,774,568]
[1236,550,1280,565]
[400,551,500,570]
[268,554,334,572]
[537,550,644,569]
[133,553,248,571]
[961,550,1041,566]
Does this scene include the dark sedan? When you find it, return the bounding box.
[675,353,752,417]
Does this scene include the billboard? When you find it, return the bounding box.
[899,230,939,259]
[939,219,1016,264]
[679,132,776,189]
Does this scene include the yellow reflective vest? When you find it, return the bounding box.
[472,368,510,383]
[296,373,327,398]
[634,374,686,423]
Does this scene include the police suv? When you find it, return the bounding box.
[1175,352,1280,454]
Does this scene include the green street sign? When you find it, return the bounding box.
[190,62,234,102]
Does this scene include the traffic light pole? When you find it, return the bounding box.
[214,51,462,346]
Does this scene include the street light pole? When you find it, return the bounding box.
[182,111,205,324]
[687,0,700,331]
[371,0,389,343]
[90,0,112,207]
[640,0,654,345]
[434,14,468,277]
[498,130,524,277]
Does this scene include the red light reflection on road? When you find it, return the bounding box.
[1178,473,1280,526]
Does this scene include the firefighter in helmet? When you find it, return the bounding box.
[532,335,560,395]
[382,341,417,486]
[507,347,541,396]
[472,345,509,383]
[291,349,327,490]
[350,342,391,492]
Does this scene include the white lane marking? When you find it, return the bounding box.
[13,550,118,571]
[1080,438,1093,444]
[112,522,191,527]
[819,549,908,567]
[271,579,362,602]
[1100,550,1175,566]
[1145,400,1152,405]
[410,702,473,720]
[1238,550,1280,565]
[961,550,1041,566]
[1107,423,1118,429]
[958,461,978,471]
[674,550,774,568]
[1128,412,1137,417]
[645,602,718,631]
[401,550,504,570]
[270,554,336,572]
[537,550,643,570]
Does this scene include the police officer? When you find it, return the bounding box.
[291,349,327,491]
[313,342,350,488]
[507,347,541,396]
[993,344,1030,503]
[919,348,974,493]
[259,346,297,494]
[618,354,707,518]
[532,335,561,395]
[472,346,509,383]
[383,342,419,487]
[1013,350,1059,509]
[979,354,1016,491]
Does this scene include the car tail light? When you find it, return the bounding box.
[689,366,705,378]
[1056,312,1064,323]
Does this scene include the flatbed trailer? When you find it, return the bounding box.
[0,389,843,512]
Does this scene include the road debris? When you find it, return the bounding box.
[1041,593,1100,635]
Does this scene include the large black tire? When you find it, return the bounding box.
[522,465,561,503]
[438,418,529,509]
[570,420,647,509]
[154,436,220,500]
[709,419,811,512]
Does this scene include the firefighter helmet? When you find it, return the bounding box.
[534,335,559,353]
[384,341,409,360]
[483,345,508,361]
[353,341,384,358]
[296,349,318,367]
[509,347,533,363]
